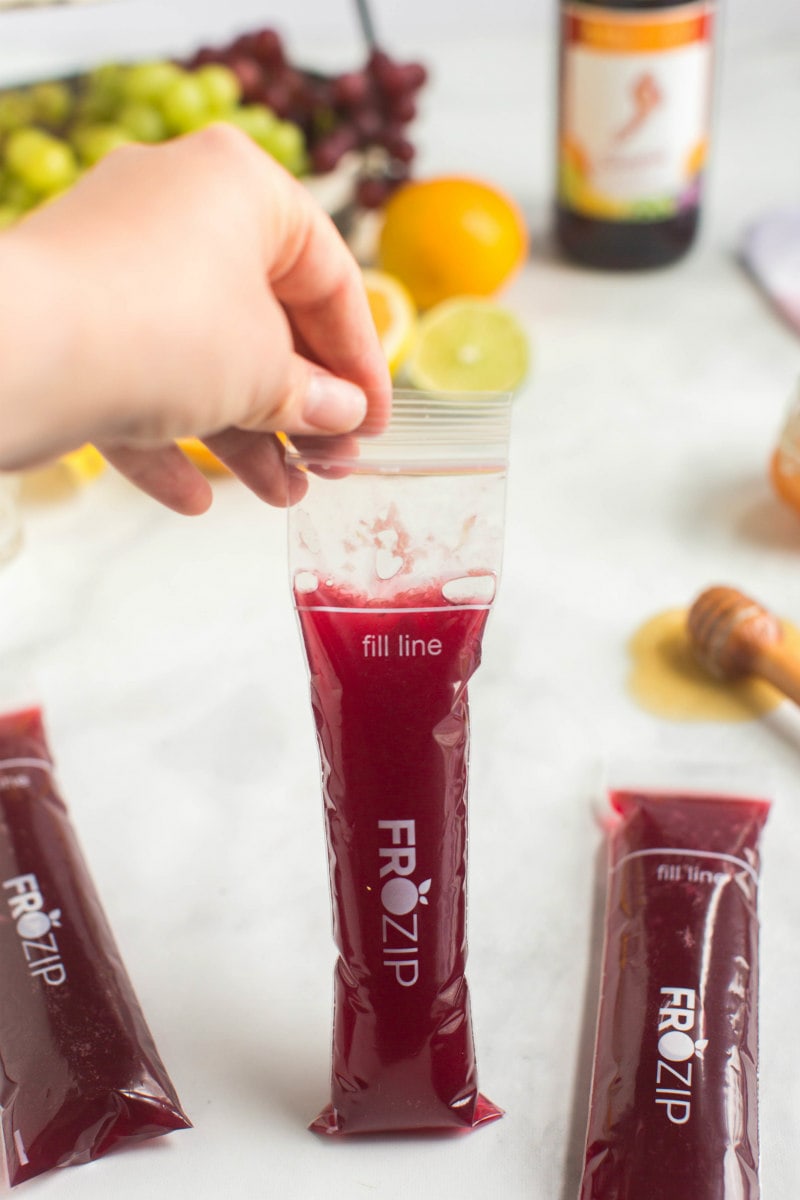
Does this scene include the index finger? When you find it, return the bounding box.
[266,177,392,434]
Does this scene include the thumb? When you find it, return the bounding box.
[242,353,369,437]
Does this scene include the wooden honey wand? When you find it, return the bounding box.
[687,585,800,706]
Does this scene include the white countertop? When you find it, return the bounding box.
[2,3,800,1198]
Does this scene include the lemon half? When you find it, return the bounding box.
[362,267,417,378]
[60,444,106,480]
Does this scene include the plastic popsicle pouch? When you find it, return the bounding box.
[287,389,511,1135]
[579,766,771,1199]
[0,707,190,1186]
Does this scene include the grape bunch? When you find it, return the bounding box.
[0,26,427,230]
[185,28,428,208]
[0,57,309,229]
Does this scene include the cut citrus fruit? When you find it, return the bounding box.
[177,438,229,474]
[361,267,417,376]
[378,176,528,311]
[404,298,529,394]
[60,444,106,480]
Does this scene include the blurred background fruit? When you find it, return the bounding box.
[0,26,429,227]
[361,267,417,377]
[0,23,531,412]
[378,175,529,310]
[60,444,106,480]
[177,439,229,474]
[403,297,529,393]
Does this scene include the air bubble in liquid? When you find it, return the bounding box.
[442,575,496,604]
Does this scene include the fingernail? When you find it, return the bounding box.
[302,373,367,432]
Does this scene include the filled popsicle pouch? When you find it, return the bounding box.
[0,707,190,1186]
[579,766,771,1199]
[287,389,511,1135]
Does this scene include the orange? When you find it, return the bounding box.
[378,176,529,311]
[770,446,800,514]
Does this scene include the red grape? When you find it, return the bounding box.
[379,126,415,163]
[311,126,358,173]
[280,67,303,93]
[367,50,392,83]
[261,80,294,118]
[369,53,414,99]
[351,107,383,143]
[332,71,370,110]
[250,29,286,69]
[228,56,264,101]
[404,62,428,91]
[230,33,258,58]
[163,26,427,196]
[386,93,417,123]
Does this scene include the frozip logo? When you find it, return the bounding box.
[3,873,66,987]
[378,819,431,988]
[655,986,708,1125]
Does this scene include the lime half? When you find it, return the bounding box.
[404,297,529,393]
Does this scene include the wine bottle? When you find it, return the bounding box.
[556,0,717,269]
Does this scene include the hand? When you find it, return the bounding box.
[0,124,391,512]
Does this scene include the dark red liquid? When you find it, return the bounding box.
[555,205,700,270]
[295,583,501,1134]
[0,708,190,1186]
[580,787,770,1199]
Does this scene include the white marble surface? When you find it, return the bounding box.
[2,3,800,1198]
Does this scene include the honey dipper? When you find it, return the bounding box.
[687,585,800,706]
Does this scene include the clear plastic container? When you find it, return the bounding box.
[286,389,511,1135]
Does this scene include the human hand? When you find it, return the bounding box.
[0,124,391,512]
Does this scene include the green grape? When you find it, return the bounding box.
[5,129,78,195]
[263,120,308,175]
[157,74,210,134]
[29,141,78,195]
[83,63,126,118]
[117,101,167,144]
[123,61,184,105]
[71,123,134,167]
[29,81,72,129]
[73,90,115,123]
[226,104,278,145]
[2,176,38,212]
[0,203,22,229]
[0,90,36,133]
[194,64,241,115]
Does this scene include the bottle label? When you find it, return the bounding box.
[558,2,715,222]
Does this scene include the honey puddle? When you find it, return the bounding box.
[628,608,800,722]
